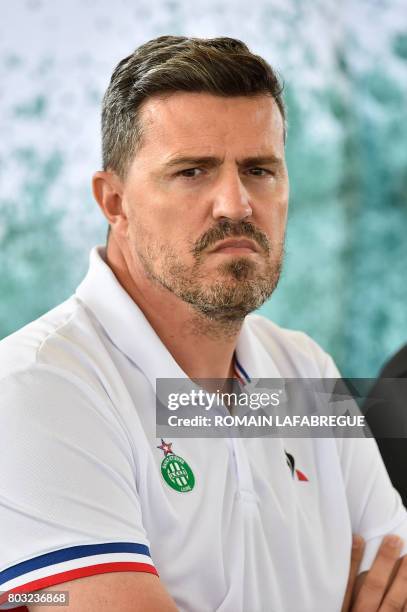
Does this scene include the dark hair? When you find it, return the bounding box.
[101,35,285,178]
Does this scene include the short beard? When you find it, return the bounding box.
[139,248,283,324]
[135,220,284,328]
[174,257,282,322]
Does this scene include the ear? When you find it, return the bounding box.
[92,171,128,235]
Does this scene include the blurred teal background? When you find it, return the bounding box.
[0,0,406,377]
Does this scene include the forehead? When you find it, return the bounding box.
[136,92,285,158]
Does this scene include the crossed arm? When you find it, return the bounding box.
[27,535,407,612]
[342,535,407,612]
[28,572,179,612]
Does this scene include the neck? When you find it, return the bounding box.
[106,239,243,380]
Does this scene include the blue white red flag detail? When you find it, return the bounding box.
[0,542,157,608]
[233,355,251,385]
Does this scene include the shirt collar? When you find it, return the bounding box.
[75,246,185,388]
[235,314,282,382]
[75,246,282,389]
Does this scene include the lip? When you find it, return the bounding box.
[210,239,259,254]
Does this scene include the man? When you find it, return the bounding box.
[0,36,407,612]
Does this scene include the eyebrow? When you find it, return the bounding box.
[162,154,283,169]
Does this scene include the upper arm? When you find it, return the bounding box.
[332,428,407,598]
[322,355,407,574]
[28,572,178,612]
[0,367,161,607]
[338,434,407,573]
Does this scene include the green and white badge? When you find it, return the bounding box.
[157,439,195,493]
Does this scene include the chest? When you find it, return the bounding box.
[137,435,351,611]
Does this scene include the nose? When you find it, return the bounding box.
[211,168,252,222]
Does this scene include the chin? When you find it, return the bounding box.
[217,257,259,281]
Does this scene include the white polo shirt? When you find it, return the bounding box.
[1,246,406,612]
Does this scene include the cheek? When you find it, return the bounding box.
[276,198,289,228]
[261,198,288,239]
[129,210,191,258]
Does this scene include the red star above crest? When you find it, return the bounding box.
[157,439,174,456]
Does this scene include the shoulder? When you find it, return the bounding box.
[0,295,110,387]
[0,296,126,436]
[0,296,80,376]
[0,298,136,477]
[244,313,340,377]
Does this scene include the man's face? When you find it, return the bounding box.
[121,92,289,322]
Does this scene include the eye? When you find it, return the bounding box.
[177,167,204,178]
[247,167,273,177]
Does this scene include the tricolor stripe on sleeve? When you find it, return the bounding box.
[0,542,157,607]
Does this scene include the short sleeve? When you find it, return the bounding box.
[0,366,157,609]
[323,354,407,573]
[338,435,407,573]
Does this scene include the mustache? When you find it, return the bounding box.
[192,220,271,256]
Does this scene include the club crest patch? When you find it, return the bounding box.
[157,439,195,493]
